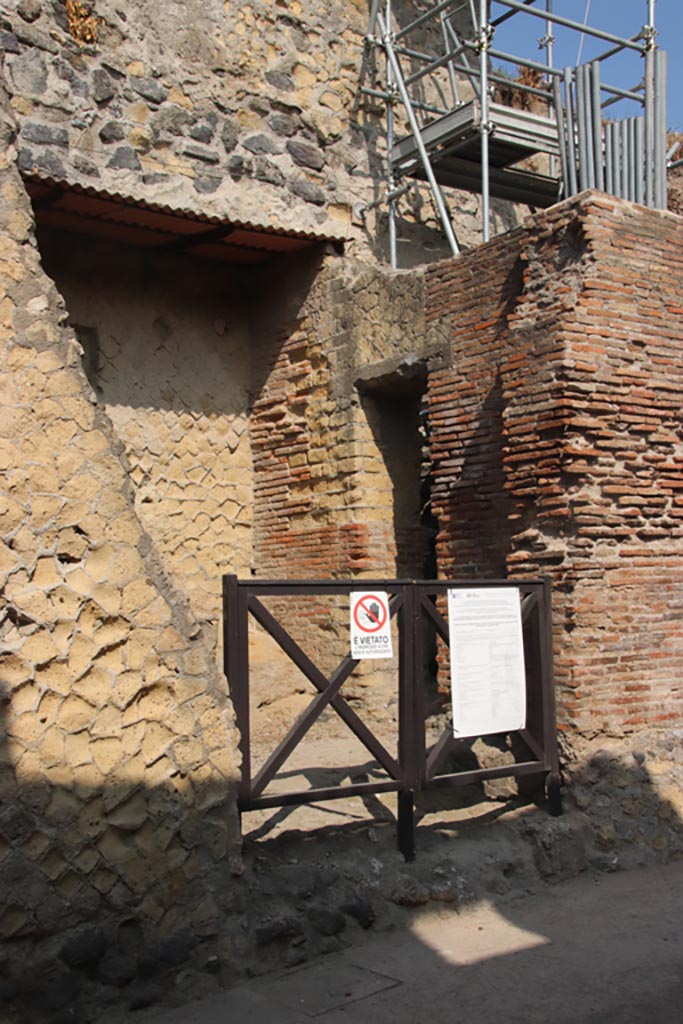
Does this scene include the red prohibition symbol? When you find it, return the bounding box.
[353,594,387,633]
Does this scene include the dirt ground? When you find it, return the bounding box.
[133,861,683,1024]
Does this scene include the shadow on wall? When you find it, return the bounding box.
[441,372,516,578]
[32,227,267,624]
[431,249,525,580]
[359,385,435,579]
[246,247,326,407]
[0,673,243,1019]
[35,229,253,419]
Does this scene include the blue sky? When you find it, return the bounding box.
[490,1,681,130]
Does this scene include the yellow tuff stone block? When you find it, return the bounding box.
[36,690,60,725]
[121,579,158,616]
[64,732,93,768]
[108,547,145,586]
[84,544,116,582]
[155,626,185,653]
[90,738,125,776]
[73,665,110,703]
[112,671,145,710]
[75,847,99,874]
[106,514,142,546]
[50,585,82,621]
[11,684,40,716]
[144,755,173,787]
[125,629,157,671]
[91,706,122,739]
[91,583,122,617]
[142,723,174,766]
[56,695,95,734]
[172,675,207,704]
[0,654,33,686]
[127,686,172,724]
[167,85,192,109]
[67,633,98,678]
[21,831,51,862]
[136,596,172,628]
[21,631,60,666]
[93,617,129,649]
[39,727,65,766]
[164,704,195,735]
[0,908,29,939]
[98,828,135,865]
[121,721,146,756]
[109,791,147,831]
[32,557,62,589]
[9,713,45,746]
[66,569,93,599]
[207,747,237,780]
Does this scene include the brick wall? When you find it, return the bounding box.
[246,256,442,698]
[249,257,435,588]
[425,192,683,737]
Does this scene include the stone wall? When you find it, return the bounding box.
[36,228,253,627]
[0,82,242,976]
[425,192,683,738]
[0,0,494,264]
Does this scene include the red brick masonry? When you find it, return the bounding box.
[426,192,683,735]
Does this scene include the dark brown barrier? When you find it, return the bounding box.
[223,576,561,861]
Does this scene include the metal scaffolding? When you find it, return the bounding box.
[363,1,668,267]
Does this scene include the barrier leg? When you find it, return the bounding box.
[397,789,415,861]
[547,771,563,817]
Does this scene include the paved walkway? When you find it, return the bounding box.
[138,862,683,1024]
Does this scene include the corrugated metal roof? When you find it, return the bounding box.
[22,173,346,263]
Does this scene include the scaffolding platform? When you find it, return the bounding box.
[364,0,668,267]
[392,99,561,207]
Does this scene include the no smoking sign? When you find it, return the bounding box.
[350,591,393,660]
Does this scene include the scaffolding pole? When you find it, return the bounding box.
[479,0,491,242]
[386,0,397,268]
[377,9,460,257]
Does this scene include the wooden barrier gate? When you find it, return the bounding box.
[223,576,562,860]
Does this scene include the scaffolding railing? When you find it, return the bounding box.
[363,1,668,267]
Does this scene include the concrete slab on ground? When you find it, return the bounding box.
[133,861,683,1024]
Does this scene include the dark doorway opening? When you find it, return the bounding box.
[356,360,437,582]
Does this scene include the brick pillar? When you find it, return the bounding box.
[426,194,683,737]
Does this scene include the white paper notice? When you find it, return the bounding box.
[448,587,526,739]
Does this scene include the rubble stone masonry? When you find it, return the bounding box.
[426,193,683,737]
[0,0,488,262]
